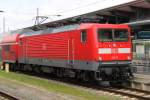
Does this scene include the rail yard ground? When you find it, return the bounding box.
[0,70,122,100]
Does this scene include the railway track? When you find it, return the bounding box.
[0,91,19,100]
[45,75,150,100]
[99,87,150,100]
[47,75,150,100]
[39,75,150,100]
[14,71,150,100]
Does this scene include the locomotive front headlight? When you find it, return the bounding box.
[99,57,102,61]
[127,56,131,60]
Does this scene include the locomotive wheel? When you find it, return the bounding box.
[82,71,92,82]
[56,68,63,78]
[33,66,42,74]
[75,71,83,81]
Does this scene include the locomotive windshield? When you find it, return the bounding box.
[97,29,128,42]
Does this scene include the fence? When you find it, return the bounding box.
[132,39,150,75]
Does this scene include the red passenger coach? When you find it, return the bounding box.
[1,34,19,63]
[1,23,132,84]
[0,29,33,66]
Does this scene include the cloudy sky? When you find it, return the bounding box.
[0,0,135,33]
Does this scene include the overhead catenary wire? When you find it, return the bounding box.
[45,0,104,16]
[6,0,108,30]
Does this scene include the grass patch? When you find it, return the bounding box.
[0,70,120,100]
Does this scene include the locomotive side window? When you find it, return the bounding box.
[81,30,87,43]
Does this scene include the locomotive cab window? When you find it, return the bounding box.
[97,29,129,42]
[81,30,87,43]
[114,29,128,42]
[97,29,113,42]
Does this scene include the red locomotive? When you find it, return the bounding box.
[1,23,132,84]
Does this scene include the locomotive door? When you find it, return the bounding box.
[22,38,27,63]
[68,32,75,66]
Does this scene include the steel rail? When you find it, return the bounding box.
[0,91,19,100]
[99,87,150,100]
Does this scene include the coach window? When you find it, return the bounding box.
[81,30,87,43]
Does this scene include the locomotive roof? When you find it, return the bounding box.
[21,23,129,37]
[20,24,80,37]
[5,23,129,38]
